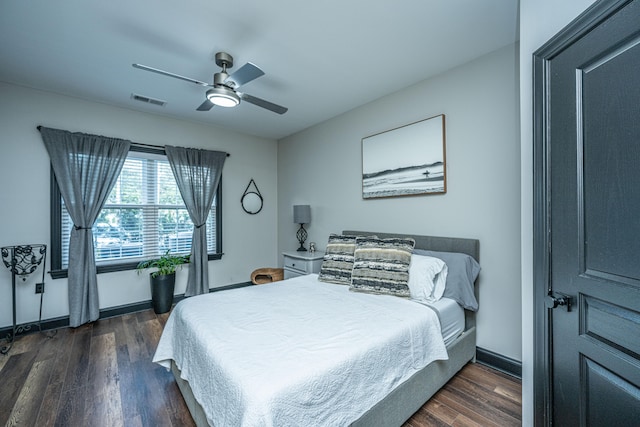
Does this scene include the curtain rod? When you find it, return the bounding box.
[36,126,230,157]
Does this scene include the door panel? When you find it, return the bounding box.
[534,0,640,425]
[583,296,640,359]
[582,358,640,425]
[582,36,640,282]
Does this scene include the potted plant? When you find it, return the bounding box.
[137,250,189,314]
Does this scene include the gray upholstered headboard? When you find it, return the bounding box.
[342,230,480,329]
[342,230,479,262]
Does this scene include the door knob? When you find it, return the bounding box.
[545,293,573,312]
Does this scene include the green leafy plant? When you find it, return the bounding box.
[136,250,190,278]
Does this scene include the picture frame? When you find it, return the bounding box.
[361,114,446,199]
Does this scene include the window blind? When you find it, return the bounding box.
[60,150,217,268]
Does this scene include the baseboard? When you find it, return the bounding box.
[476,346,522,379]
[210,281,253,292]
[0,281,253,338]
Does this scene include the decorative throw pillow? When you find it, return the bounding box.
[318,234,360,285]
[408,254,448,303]
[350,236,416,297]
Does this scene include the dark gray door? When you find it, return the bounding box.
[534,0,640,425]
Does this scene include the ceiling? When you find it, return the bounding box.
[0,1,519,140]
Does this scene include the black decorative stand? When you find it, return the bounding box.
[1,244,48,354]
[296,224,308,252]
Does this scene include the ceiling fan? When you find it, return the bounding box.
[132,52,287,115]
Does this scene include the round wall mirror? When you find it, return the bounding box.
[241,191,263,215]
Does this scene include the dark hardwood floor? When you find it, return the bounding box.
[0,309,521,426]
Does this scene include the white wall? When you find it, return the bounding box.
[519,0,598,425]
[0,82,279,328]
[278,44,522,360]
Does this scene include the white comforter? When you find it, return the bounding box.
[153,274,448,427]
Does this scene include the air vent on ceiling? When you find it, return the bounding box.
[131,93,167,107]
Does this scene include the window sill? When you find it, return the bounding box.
[49,252,224,279]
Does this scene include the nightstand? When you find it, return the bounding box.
[282,251,324,279]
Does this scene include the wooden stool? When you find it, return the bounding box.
[251,268,284,285]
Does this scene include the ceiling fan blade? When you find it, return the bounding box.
[240,93,288,115]
[132,63,211,87]
[196,99,214,111]
[225,63,265,88]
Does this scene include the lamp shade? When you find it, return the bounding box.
[293,205,311,224]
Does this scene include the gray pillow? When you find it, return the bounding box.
[350,236,415,297]
[413,249,480,311]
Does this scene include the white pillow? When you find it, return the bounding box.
[408,254,448,303]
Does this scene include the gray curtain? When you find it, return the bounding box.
[165,145,226,296]
[40,127,130,327]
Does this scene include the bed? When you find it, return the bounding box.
[154,231,480,427]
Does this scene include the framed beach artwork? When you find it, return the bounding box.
[362,114,446,199]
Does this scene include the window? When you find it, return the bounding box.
[50,146,222,278]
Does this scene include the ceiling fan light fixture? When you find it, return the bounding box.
[206,87,240,108]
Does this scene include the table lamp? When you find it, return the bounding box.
[293,205,311,251]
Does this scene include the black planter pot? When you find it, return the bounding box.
[150,273,176,314]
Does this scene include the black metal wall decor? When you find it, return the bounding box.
[1,244,48,354]
[241,178,264,215]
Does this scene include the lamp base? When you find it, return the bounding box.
[296,224,308,252]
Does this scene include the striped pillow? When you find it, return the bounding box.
[318,234,360,285]
[350,236,416,297]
